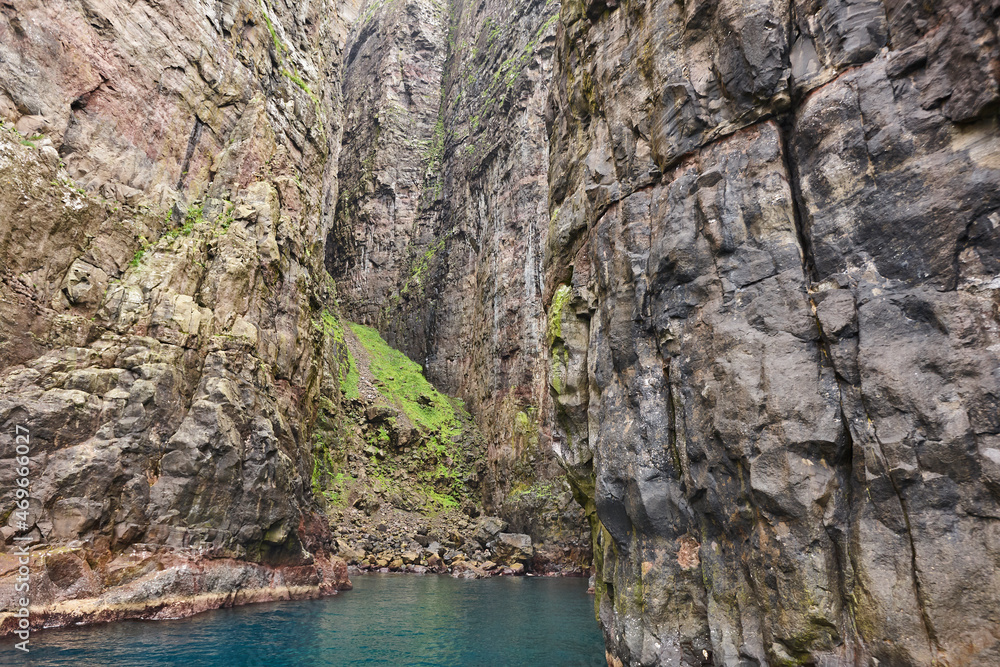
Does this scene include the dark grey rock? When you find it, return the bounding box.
[545,1,1000,665]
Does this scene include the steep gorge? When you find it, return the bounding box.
[326,0,587,553]
[0,0,999,665]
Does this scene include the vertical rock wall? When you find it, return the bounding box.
[546,0,1000,665]
[328,0,591,558]
[326,0,448,328]
[0,0,359,624]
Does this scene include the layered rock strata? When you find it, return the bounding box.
[0,0,359,627]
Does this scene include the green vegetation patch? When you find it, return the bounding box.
[547,283,572,344]
[311,317,483,513]
[319,472,356,507]
[341,352,361,401]
[258,0,285,54]
[163,203,202,242]
[401,236,448,295]
[129,247,146,268]
[309,389,356,507]
[348,322,461,435]
[282,69,320,105]
[346,322,480,507]
[508,479,560,503]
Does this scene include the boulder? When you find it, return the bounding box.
[492,532,533,565]
[473,516,508,547]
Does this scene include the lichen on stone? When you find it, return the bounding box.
[546,283,572,344]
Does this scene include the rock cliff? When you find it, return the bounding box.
[545,0,1000,665]
[1,0,999,664]
[0,0,359,626]
[0,0,586,631]
[327,0,590,562]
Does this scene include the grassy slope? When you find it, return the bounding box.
[311,318,482,514]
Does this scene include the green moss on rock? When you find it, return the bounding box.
[547,283,572,344]
[348,321,461,435]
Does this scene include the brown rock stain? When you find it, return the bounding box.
[677,536,700,570]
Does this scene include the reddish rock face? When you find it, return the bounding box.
[0,0,358,626]
[0,549,350,633]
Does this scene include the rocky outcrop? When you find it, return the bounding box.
[0,0,358,626]
[546,1,1000,665]
[0,546,348,631]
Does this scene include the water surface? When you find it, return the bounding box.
[9,574,605,666]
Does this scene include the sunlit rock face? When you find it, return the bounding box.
[544,0,1000,664]
[0,0,357,625]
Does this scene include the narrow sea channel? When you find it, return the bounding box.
[12,574,606,666]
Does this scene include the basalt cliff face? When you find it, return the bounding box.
[1,0,1000,664]
[544,0,1000,665]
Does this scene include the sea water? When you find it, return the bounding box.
[8,574,606,666]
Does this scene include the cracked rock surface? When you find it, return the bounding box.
[545,0,1000,665]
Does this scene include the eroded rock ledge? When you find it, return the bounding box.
[0,547,349,632]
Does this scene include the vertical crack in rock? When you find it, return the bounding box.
[859,397,941,657]
[777,115,817,285]
[948,217,976,293]
[829,398,859,644]
[177,117,206,191]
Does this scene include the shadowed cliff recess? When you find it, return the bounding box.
[1,0,1000,665]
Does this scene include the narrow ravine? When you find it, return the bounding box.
[0,0,998,665]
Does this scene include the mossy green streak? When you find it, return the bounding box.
[348,322,462,436]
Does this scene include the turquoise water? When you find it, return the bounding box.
[7,574,605,666]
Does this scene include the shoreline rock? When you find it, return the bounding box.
[348,563,590,580]
[332,509,590,578]
[0,550,350,637]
